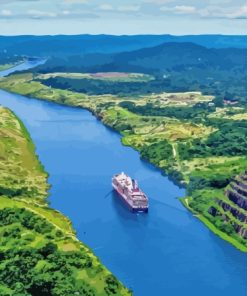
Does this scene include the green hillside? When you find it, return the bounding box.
[0,106,131,296]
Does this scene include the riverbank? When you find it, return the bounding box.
[0,60,25,71]
[0,72,247,252]
[181,199,247,253]
[0,106,131,295]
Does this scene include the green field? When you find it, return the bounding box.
[0,64,13,71]
[0,72,247,251]
[0,106,131,296]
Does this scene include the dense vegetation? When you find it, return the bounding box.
[119,101,216,120]
[0,107,131,295]
[38,76,169,96]
[0,54,23,71]
[32,42,247,105]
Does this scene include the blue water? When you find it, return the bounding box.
[0,63,247,296]
[0,58,46,77]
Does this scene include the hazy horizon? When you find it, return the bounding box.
[1,33,247,37]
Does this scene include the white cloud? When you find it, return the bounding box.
[1,9,13,16]
[118,5,140,12]
[62,10,70,15]
[226,5,247,18]
[174,5,197,14]
[27,10,57,18]
[160,5,204,16]
[98,4,114,11]
[2,0,247,26]
[63,0,88,3]
[146,0,175,4]
[160,5,197,14]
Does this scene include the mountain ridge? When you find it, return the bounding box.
[2,34,247,57]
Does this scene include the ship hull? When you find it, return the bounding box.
[112,183,148,213]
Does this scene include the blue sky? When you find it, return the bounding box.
[0,0,247,35]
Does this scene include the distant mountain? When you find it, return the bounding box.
[110,42,218,73]
[35,41,247,74]
[1,34,247,57]
[160,35,247,49]
[0,35,170,56]
[35,42,247,103]
[109,42,247,73]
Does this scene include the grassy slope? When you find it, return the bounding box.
[180,198,247,252]
[0,106,131,295]
[0,73,247,252]
[0,64,14,71]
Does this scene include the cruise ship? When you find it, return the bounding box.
[112,172,149,212]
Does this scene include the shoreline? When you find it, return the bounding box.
[181,199,247,253]
[1,87,187,192]
[0,105,132,295]
[0,59,26,72]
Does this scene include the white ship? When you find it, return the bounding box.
[112,172,149,213]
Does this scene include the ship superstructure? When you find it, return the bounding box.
[112,172,149,212]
